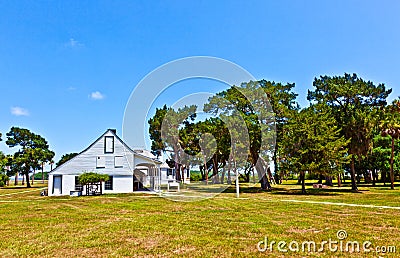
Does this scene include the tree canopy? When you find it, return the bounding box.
[148,73,398,193]
[56,153,78,167]
[281,104,350,193]
[5,127,54,188]
[307,73,392,191]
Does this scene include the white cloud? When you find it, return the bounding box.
[65,38,84,48]
[67,86,77,91]
[89,91,105,100]
[11,107,29,116]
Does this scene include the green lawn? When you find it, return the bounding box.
[0,181,399,257]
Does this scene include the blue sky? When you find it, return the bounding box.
[0,0,399,163]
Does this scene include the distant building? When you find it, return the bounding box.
[48,129,187,196]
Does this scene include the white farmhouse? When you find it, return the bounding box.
[48,129,169,196]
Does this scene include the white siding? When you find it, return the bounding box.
[63,175,76,195]
[103,175,133,193]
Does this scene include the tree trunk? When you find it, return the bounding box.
[233,151,239,198]
[32,168,35,185]
[252,166,256,184]
[42,163,45,184]
[212,156,219,184]
[260,174,270,190]
[180,165,184,183]
[350,156,358,191]
[255,157,271,190]
[371,169,376,186]
[382,170,387,185]
[174,163,181,182]
[22,173,25,185]
[221,166,225,184]
[300,171,306,194]
[242,166,250,183]
[14,172,18,186]
[390,137,395,190]
[267,167,274,185]
[337,174,342,187]
[227,158,232,185]
[318,174,323,184]
[25,171,31,188]
[325,176,333,186]
[175,164,181,182]
[204,158,208,185]
[173,145,181,182]
[273,145,278,184]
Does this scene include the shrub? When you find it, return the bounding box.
[78,172,109,185]
[190,172,202,182]
[33,172,48,180]
[0,174,9,187]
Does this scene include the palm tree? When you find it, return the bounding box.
[381,99,400,190]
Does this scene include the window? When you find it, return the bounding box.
[167,168,174,176]
[75,176,83,191]
[96,156,106,168]
[105,176,113,190]
[104,136,114,153]
[114,156,124,168]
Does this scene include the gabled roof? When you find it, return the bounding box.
[50,129,161,174]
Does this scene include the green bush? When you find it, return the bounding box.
[190,172,202,181]
[0,174,9,187]
[33,172,49,180]
[78,172,109,185]
[306,173,320,180]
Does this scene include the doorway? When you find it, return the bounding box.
[53,175,62,195]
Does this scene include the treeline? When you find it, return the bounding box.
[0,127,55,187]
[148,73,400,193]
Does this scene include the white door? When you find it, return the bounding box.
[53,175,62,195]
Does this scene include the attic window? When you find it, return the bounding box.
[105,136,114,153]
[114,156,124,168]
[96,156,106,168]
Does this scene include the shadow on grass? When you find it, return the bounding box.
[222,184,368,196]
[0,185,44,190]
[290,181,400,189]
[355,183,400,189]
[222,186,266,194]
[270,187,343,196]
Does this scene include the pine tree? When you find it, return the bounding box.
[281,104,349,194]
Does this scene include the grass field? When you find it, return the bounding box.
[0,181,399,257]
